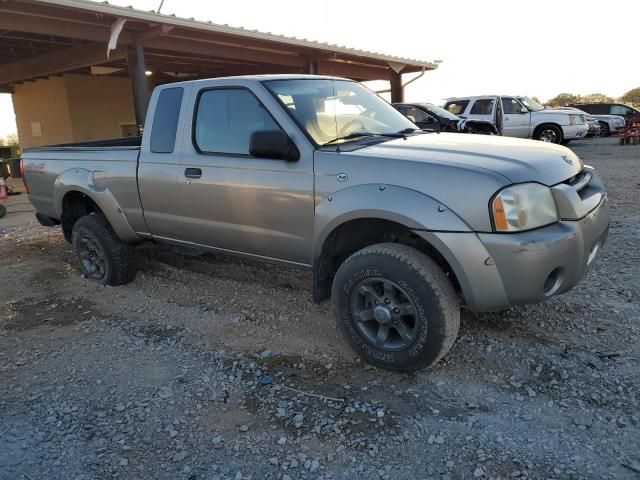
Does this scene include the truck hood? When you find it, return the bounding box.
[537,108,575,116]
[350,133,582,185]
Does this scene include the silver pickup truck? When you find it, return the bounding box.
[23,75,610,372]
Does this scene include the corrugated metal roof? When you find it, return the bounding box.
[33,0,438,69]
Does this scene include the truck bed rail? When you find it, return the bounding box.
[23,136,142,152]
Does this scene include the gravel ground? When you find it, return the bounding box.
[1,136,638,480]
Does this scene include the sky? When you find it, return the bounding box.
[1,0,639,138]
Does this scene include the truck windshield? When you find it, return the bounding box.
[264,79,417,145]
[518,96,545,112]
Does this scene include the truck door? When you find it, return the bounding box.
[138,86,188,238]
[494,98,503,134]
[501,97,531,138]
[175,85,314,265]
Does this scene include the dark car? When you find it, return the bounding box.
[394,102,498,135]
[569,103,640,120]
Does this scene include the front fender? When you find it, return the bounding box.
[312,184,471,262]
[534,115,568,127]
[54,168,138,242]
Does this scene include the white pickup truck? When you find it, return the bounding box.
[444,95,589,145]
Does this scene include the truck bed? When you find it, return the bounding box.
[22,137,143,225]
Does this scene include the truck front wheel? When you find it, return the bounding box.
[71,213,136,286]
[331,243,460,372]
[533,124,563,144]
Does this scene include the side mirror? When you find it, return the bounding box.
[520,106,528,114]
[249,130,299,162]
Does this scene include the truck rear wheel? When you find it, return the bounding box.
[71,213,136,286]
[331,243,460,372]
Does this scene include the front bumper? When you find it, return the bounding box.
[415,182,609,312]
[562,124,589,139]
[476,196,609,309]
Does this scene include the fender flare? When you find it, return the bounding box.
[312,184,471,263]
[53,168,138,242]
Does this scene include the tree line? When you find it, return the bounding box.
[545,87,640,108]
[0,132,18,146]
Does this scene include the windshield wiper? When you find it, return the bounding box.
[323,131,408,146]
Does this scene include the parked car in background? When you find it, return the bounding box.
[569,102,640,120]
[590,115,627,137]
[565,103,632,136]
[555,107,601,137]
[22,75,610,372]
[393,103,499,135]
[444,95,588,144]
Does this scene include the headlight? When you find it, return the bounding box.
[491,183,558,232]
[569,114,583,125]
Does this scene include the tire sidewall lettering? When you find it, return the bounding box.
[398,280,429,358]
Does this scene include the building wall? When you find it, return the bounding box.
[12,77,74,149]
[12,74,136,148]
[65,74,136,142]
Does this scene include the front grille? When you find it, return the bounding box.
[563,169,588,188]
[556,168,602,219]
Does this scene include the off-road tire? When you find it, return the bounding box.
[331,243,460,372]
[71,213,136,286]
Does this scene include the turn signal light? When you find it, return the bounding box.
[492,196,507,231]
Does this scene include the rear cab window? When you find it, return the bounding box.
[150,87,184,154]
[444,100,469,115]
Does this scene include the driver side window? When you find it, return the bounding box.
[502,98,523,115]
[194,88,281,155]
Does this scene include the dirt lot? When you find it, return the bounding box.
[1,137,638,480]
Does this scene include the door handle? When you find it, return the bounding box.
[184,168,202,179]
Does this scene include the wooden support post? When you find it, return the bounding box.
[127,42,150,131]
[390,72,404,103]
